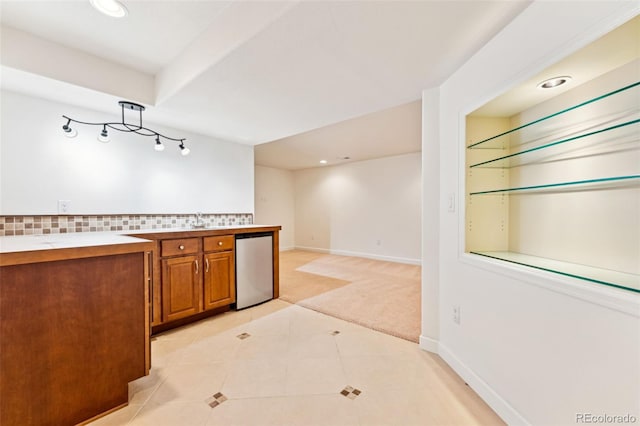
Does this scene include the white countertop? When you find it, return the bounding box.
[0,232,152,254]
[0,225,280,254]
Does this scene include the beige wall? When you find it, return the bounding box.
[465,116,510,253]
[294,152,421,264]
[254,165,295,250]
[255,153,421,262]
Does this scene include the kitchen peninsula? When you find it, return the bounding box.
[0,232,154,426]
[0,225,280,426]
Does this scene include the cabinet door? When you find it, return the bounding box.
[203,251,235,311]
[161,255,202,322]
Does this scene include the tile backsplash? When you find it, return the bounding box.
[0,213,253,236]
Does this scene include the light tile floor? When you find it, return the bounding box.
[90,300,504,426]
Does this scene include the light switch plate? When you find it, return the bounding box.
[447,193,456,213]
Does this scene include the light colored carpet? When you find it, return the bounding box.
[278,251,352,303]
[279,250,421,342]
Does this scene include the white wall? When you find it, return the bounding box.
[294,152,421,264]
[509,60,640,274]
[422,2,640,425]
[254,165,295,250]
[0,91,254,215]
[420,88,440,351]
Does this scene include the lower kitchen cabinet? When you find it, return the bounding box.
[130,227,281,334]
[161,254,201,323]
[157,234,236,329]
[203,251,235,311]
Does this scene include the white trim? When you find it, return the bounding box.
[293,245,330,254]
[279,246,295,252]
[439,343,530,426]
[419,335,439,353]
[460,253,640,317]
[294,245,421,265]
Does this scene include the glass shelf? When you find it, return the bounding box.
[469,118,640,168]
[471,251,639,293]
[467,81,640,149]
[469,175,640,196]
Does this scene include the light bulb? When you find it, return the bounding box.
[63,126,78,138]
[154,137,165,152]
[97,127,110,143]
[179,142,190,156]
[64,129,78,138]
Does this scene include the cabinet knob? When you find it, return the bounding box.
[179,245,185,250]
[218,241,223,246]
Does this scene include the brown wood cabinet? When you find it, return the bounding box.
[203,251,235,311]
[0,241,154,426]
[158,234,235,327]
[162,254,201,322]
[128,226,281,333]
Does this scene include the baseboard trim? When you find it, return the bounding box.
[279,246,295,252]
[419,335,439,353]
[294,245,421,265]
[294,246,330,254]
[438,343,530,426]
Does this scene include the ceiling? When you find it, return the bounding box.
[256,100,421,170]
[0,1,232,74]
[257,14,640,170]
[472,14,640,117]
[0,0,530,153]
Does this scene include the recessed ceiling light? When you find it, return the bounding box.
[90,0,128,18]
[537,76,572,89]
[319,160,328,165]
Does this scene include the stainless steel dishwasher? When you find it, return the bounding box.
[235,232,274,309]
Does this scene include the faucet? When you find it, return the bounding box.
[190,212,206,228]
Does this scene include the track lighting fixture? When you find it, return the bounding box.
[154,136,165,152]
[98,125,110,143]
[61,101,189,155]
[179,141,190,156]
[62,118,78,138]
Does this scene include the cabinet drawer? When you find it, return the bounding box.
[161,238,199,257]
[204,235,234,252]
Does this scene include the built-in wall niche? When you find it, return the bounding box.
[465,18,639,293]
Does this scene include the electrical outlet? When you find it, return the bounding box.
[58,200,71,214]
[453,305,461,325]
[376,239,381,246]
